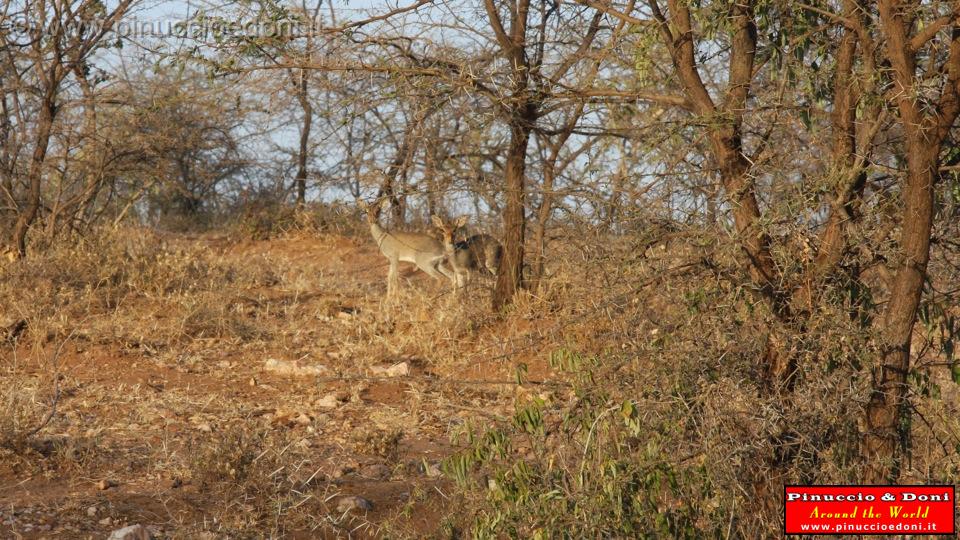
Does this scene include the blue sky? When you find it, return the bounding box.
[99,0,461,204]
[127,0,392,26]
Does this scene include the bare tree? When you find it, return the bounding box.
[2,0,135,257]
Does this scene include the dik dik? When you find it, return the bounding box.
[431,215,502,290]
[358,199,455,297]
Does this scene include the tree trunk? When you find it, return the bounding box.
[655,0,785,326]
[295,69,312,206]
[69,61,103,234]
[860,0,960,482]
[530,159,554,291]
[379,128,413,225]
[424,120,442,218]
[493,107,533,310]
[862,142,938,482]
[604,139,629,233]
[0,79,15,219]
[10,86,56,257]
[485,0,533,310]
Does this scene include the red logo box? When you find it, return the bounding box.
[784,485,955,535]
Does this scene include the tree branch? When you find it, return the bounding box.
[909,11,959,51]
[484,0,515,53]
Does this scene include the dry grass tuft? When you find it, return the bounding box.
[0,372,47,450]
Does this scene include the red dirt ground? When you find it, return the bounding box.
[0,233,558,538]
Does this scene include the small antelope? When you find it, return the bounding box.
[358,199,454,296]
[431,215,502,289]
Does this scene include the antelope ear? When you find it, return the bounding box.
[454,216,469,228]
[431,215,444,228]
[379,198,391,211]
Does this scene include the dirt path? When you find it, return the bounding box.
[0,233,539,538]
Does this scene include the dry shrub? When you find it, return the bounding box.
[184,425,355,536]
[189,427,267,493]
[185,427,294,533]
[0,358,102,475]
[178,294,265,341]
[0,372,47,450]
[352,427,403,460]
[0,227,276,351]
[233,199,363,240]
[339,279,501,370]
[437,222,960,538]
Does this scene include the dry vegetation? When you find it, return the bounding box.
[6,0,960,537]
[0,211,623,537]
[1,208,958,538]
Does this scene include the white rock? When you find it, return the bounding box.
[107,524,152,540]
[264,358,330,377]
[314,394,341,409]
[370,362,410,377]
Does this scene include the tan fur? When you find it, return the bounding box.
[359,199,454,297]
